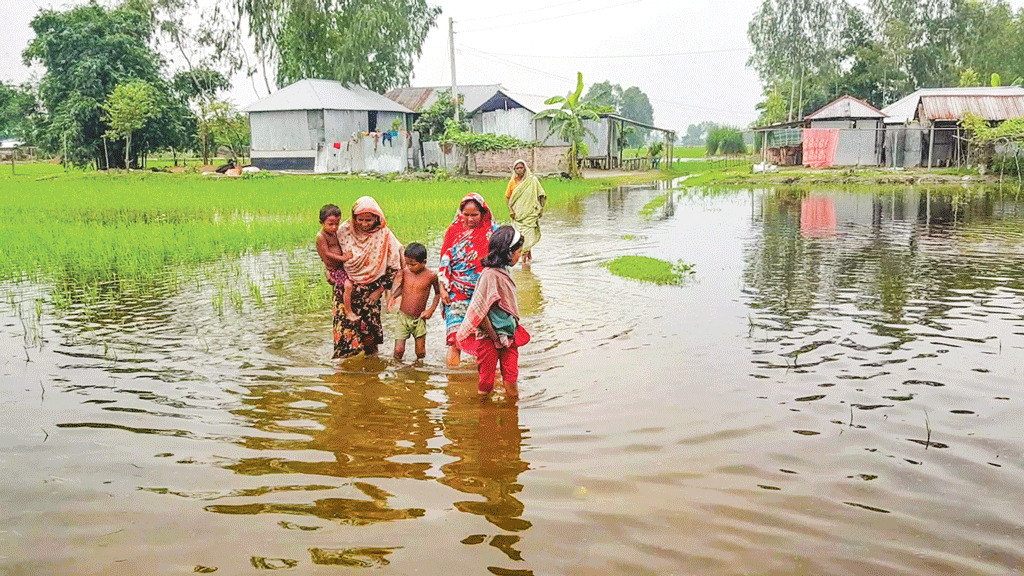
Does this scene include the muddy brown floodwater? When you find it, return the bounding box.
[2,181,1023,575]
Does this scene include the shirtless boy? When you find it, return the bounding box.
[388,243,441,360]
[315,204,355,320]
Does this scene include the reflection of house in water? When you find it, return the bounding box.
[800,195,836,238]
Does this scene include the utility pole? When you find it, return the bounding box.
[449,17,459,123]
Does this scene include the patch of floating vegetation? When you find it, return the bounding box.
[639,193,670,218]
[603,255,694,285]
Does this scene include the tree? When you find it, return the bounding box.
[239,0,442,93]
[0,82,39,143]
[535,73,614,179]
[203,100,250,162]
[583,81,623,109]
[620,87,654,147]
[102,80,158,169]
[171,67,230,163]
[412,90,467,140]
[23,1,165,167]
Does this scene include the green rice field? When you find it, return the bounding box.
[1,168,626,313]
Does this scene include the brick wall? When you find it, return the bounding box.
[470,146,569,175]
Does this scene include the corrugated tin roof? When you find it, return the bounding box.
[881,86,1024,123]
[384,85,504,113]
[805,95,885,120]
[244,79,412,113]
[920,94,1024,121]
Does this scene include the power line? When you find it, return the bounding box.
[463,46,752,59]
[460,0,647,33]
[457,0,590,23]
[457,45,573,84]
[457,45,757,119]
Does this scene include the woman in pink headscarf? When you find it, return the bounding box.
[333,196,403,357]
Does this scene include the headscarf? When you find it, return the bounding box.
[439,193,496,300]
[506,160,546,254]
[506,159,529,200]
[337,196,403,284]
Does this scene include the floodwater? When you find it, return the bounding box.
[2,181,1024,575]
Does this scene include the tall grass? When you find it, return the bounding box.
[1,169,624,299]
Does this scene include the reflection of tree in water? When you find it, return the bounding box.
[440,373,531,536]
[214,363,440,525]
[744,188,1024,334]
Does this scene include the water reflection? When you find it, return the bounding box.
[6,181,1024,575]
[441,373,531,537]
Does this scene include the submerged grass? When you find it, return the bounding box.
[639,193,670,218]
[604,255,694,285]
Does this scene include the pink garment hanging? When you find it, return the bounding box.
[803,129,840,168]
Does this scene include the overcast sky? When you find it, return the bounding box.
[9,0,987,132]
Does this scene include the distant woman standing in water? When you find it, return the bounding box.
[506,159,546,265]
[333,196,403,357]
[439,193,498,367]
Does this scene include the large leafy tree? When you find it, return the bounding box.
[240,0,442,93]
[23,1,169,167]
[536,73,614,179]
[583,81,655,147]
[748,0,1024,123]
[102,80,158,168]
[0,82,39,142]
[412,89,467,141]
[583,81,623,109]
[620,87,654,147]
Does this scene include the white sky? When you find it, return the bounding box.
[7,0,1020,132]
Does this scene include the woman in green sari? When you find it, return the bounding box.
[505,159,547,265]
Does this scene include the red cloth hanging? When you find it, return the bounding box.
[803,129,839,168]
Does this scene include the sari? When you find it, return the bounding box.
[333,197,402,357]
[455,266,530,356]
[506,159,546,254]
[439,193,498,345]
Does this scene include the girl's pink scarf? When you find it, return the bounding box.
[455,267,520,354]
[337,196,402,284]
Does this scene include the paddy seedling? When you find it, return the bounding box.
[603,255,695,285]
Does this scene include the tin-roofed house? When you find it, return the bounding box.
[881,86,1024,168]
[803,95,886,167]
[244,79,412,174]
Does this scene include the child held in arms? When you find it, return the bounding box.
[388,243,442,361]
[316,204,356,320]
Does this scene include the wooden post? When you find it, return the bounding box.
[928,124,935,169]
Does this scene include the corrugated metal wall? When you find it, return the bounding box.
[809,120,883,166]
[324,110,366,142]
[250,111,312,151]
[473,108,536,141]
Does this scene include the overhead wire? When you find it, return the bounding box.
[471,46,753,59]
[456,44,756,118]
[459,0,647,33]
[457,0,590,23]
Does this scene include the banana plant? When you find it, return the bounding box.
[534,72,613,178]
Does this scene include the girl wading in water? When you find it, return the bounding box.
[438,193,498,367]
[333,196,403,357]
[506,159,546,266]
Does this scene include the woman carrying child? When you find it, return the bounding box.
[439,193,498,367]
[456,226,529,398]
[333,196,403,358]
